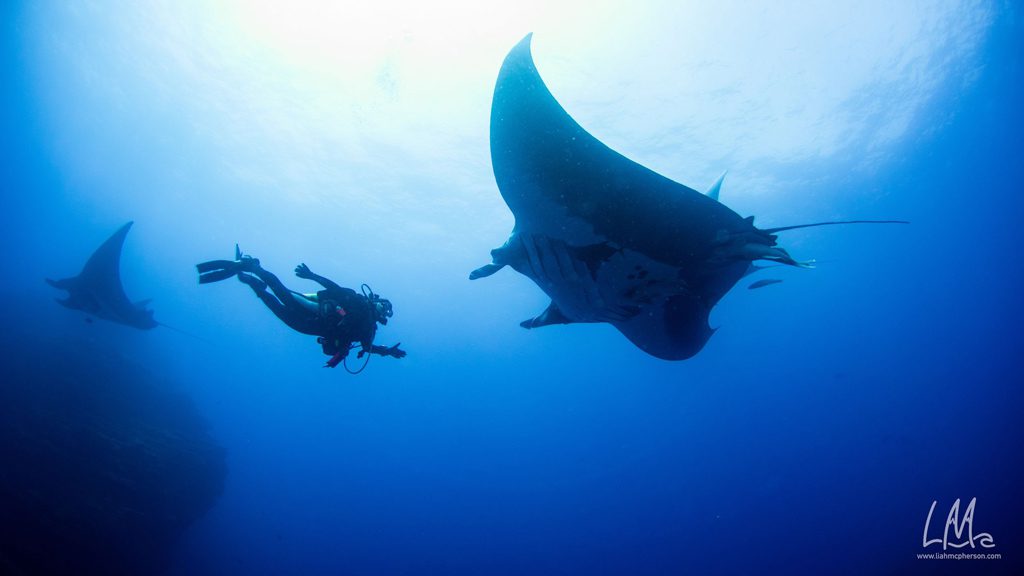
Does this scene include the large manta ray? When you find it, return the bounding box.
[47,221,157,330]
[471,35,904,360]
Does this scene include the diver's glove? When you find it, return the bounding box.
[359,343,406,359]
[295,263,313,279]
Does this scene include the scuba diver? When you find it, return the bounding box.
[196,246,405,371]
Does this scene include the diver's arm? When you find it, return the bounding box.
[295,263,345,293]
[372,343,406,358]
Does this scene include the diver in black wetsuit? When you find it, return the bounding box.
[196,247,405,368]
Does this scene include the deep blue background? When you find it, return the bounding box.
[1,3,1021,575]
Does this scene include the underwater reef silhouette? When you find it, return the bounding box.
[0,329,226,575]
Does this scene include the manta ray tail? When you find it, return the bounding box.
[158,322,212,343]
[762,220,909,234]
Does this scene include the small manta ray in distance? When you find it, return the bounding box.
[471,34,907,360]
[46,221,158,330]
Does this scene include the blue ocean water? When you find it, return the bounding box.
[1,2,1021,575]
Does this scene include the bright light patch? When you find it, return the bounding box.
[27,0,995,216]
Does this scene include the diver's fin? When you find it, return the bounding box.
[196,259,237,274]
[520,301,573,329]
[706,171,726,201]
[762,220,909,234]
[470,262,506,280]
[198,267,241,284]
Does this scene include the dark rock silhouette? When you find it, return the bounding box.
[0,331,226,575]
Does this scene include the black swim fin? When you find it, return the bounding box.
[198,266,241,284]
[196,259,237,274]
[197,244,258,284]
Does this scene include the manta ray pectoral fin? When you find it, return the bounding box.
[601,304,642,322]
[520,301,573,329]
[469,262,506,280]
[134,298,153,309]
[45,277,73,290]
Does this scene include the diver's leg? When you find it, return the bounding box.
[247,266,312,316]
[238,273,320,336]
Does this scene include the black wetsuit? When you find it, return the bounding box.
[197,256,402,364]
[310,286,377,358]
[239,267,382,357]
